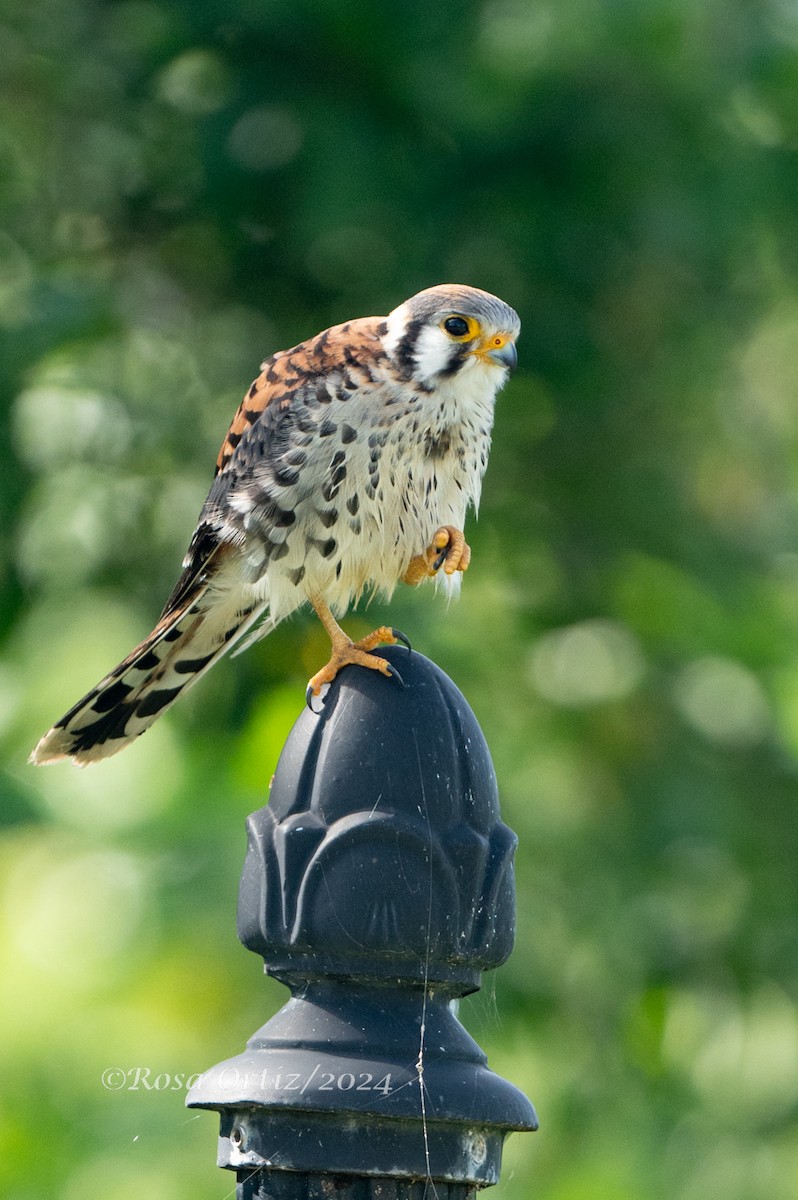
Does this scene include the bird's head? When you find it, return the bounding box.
[383,284,520,390]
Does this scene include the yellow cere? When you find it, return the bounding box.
[486,333,510,351]
[471,330,513,359]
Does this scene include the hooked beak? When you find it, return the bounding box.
[487,340,518,371]
[473,333,518,372]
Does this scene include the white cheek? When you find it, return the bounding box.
[383,303,410,358]
[413,325,455,380]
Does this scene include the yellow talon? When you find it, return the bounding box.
[306,597,409,704]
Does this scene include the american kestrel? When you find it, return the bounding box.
[31,284,519,766]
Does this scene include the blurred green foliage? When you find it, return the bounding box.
[3,0,798,1196]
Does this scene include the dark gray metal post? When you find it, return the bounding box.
[187,647,537,1197]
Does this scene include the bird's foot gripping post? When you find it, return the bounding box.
[305,593,411,704]
[187,648,537,1197]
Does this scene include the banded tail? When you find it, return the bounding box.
[30,546,265,766]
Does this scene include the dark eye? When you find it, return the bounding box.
[443,316,470,338]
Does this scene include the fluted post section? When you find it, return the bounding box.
[187,646,537,1197]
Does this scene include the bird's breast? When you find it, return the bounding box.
[224,374,495,617]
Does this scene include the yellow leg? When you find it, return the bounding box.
[403,525,472,585]
[306,594,409,702]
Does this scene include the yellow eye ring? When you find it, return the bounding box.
[442,314,478,340]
